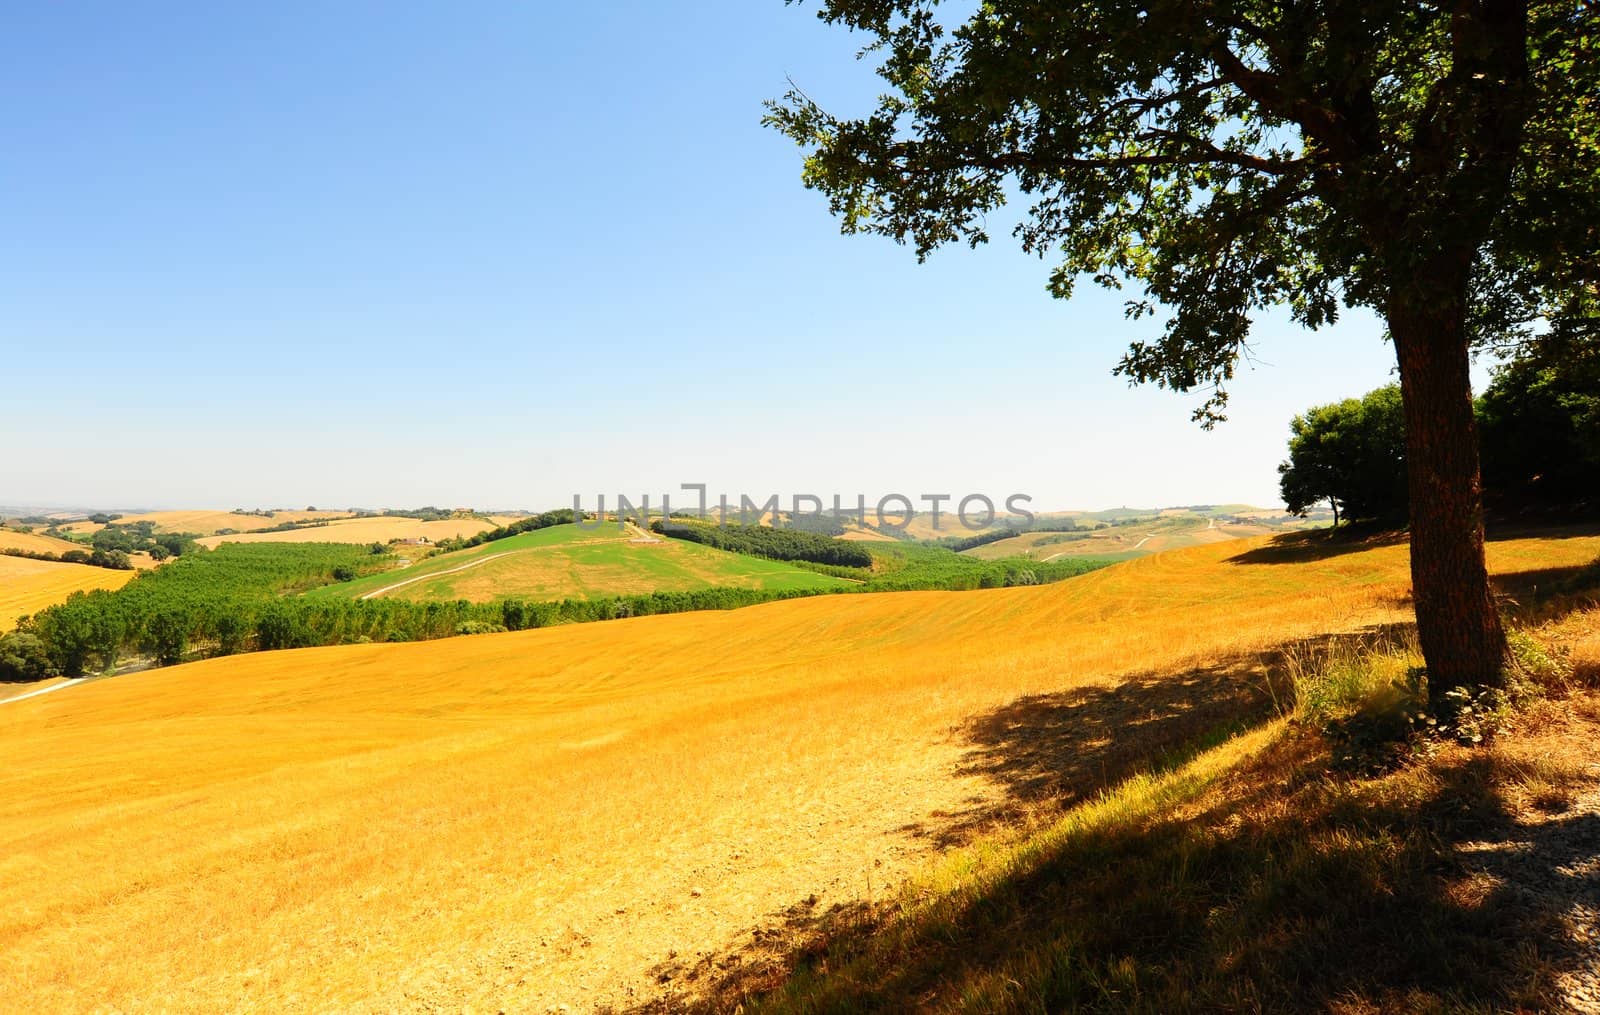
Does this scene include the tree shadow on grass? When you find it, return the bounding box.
[1230,520,1600,568]
[619,633,1600,1014]
[1225,525,1408,565]
[894,655,1296,849]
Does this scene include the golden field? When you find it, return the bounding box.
[58,509,354,537]
[1,529,1597,1011]
[0,556,138,630]
[0,528,88,557]
[196,515,508,549]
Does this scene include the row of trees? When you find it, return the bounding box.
[651,519,876,568]
[1281,339,1600,523]
[1,547,134,570]
[432,509,578,553]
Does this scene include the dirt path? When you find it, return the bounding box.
[358,552,518,600]
[0,678,84,706]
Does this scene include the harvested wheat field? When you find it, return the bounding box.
[0,556,136,630]
[197,515,504,548]
[2,530,1598,1012]
[60,510,354,537]
[0,528,88,557]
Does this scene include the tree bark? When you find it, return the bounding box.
[1388,296,1507,702]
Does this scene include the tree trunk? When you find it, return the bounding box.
[1388,298,1507,703]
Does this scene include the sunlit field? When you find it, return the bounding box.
[0,528,89,556]
[197,515,510,548]
[0,556,137,629]
[2,529,1597,1011]
[58,509,354,537]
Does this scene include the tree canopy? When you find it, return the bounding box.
[1279,386,1408,524]
[1480,332,1600,509]
[767,0,1599,697]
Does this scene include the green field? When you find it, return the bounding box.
[312,523,852,603]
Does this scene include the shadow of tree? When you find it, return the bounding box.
[1229,520,1600,568]
[617,630,1600,1013]
[896,657,1292,849]
[1225,526,1408,565]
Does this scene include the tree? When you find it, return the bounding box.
[1479,332,1600,509]
[1279,386,1408,525]
[0,633,57,683]
[767,1,1600,701]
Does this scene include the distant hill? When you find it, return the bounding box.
[0,556,137,629]
[311,522,852,603]
[961,507,1329,561]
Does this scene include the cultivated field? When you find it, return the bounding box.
[4,528,1597,1010]
[0,528,89,556]
[197,516,507,549]
[57,509,355,537]
[0,556,137,630]
[317,523,851,602]
[964,514,1286,561]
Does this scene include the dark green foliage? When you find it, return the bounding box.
[23,544,389,669]
[1480,334,1600,511]
[0,547,133,571]
[90,521,201,559]
[143,609,190,667]
[651,520,875,568]
[0,633,57,682]
[1279,386,1408,524]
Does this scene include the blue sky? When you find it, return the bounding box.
[0,2,1486,512]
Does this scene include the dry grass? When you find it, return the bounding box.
[0,556,137,630]
[0,530,1597,1011]
[196,516,502,548]
[0,528,88,556]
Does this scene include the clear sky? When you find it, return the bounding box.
[0,2,1492,513]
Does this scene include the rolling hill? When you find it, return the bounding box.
[0,528,89,557]
[0,556,137,629]
[313,522,853,602]
[197,515,512,548]
[3,526,1596,1010]
[57,509,355,537]
[962,511,1315,561]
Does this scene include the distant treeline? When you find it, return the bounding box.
[651,519,875,568]
[354,506,457,522]
[922,518,1087,552]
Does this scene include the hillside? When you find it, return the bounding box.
[963,512,1314,561]
[0,556,137,629]
[57,509,355,537]
[196,515,512,548]
[4,527,1597,1011]
[0,528,89,557]
[315,522,853,602]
